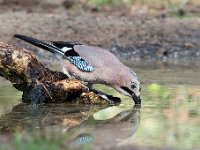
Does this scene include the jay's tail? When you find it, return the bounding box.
[13,34,64,55]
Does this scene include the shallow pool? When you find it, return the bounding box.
[0,61,200,150]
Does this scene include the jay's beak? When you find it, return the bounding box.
[119,86,141,105]
[132,94,141,105]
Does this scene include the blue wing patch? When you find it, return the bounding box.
[67,56,94,72]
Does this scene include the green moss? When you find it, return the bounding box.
[86,0,121,8]
[0,133,63,150]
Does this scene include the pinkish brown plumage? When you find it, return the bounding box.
[14,34,141,104]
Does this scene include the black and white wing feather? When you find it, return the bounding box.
[14,34,94,72]
[51,41,94,72]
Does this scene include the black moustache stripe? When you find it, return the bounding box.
[120,86,133,95]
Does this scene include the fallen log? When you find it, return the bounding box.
[0,42,118,105]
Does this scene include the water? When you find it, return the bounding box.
[0,61,200,150]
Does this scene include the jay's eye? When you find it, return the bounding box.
[131,82,137,89]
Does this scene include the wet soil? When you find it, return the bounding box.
[0,1,200,62]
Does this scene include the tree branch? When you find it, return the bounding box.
[0,42,115,105]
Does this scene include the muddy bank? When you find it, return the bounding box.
[0,11,200,61]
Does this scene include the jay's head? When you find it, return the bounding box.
[114,69,141,105]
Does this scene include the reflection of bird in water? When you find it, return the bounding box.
[68,105,141,148]
[72,133,93,145]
